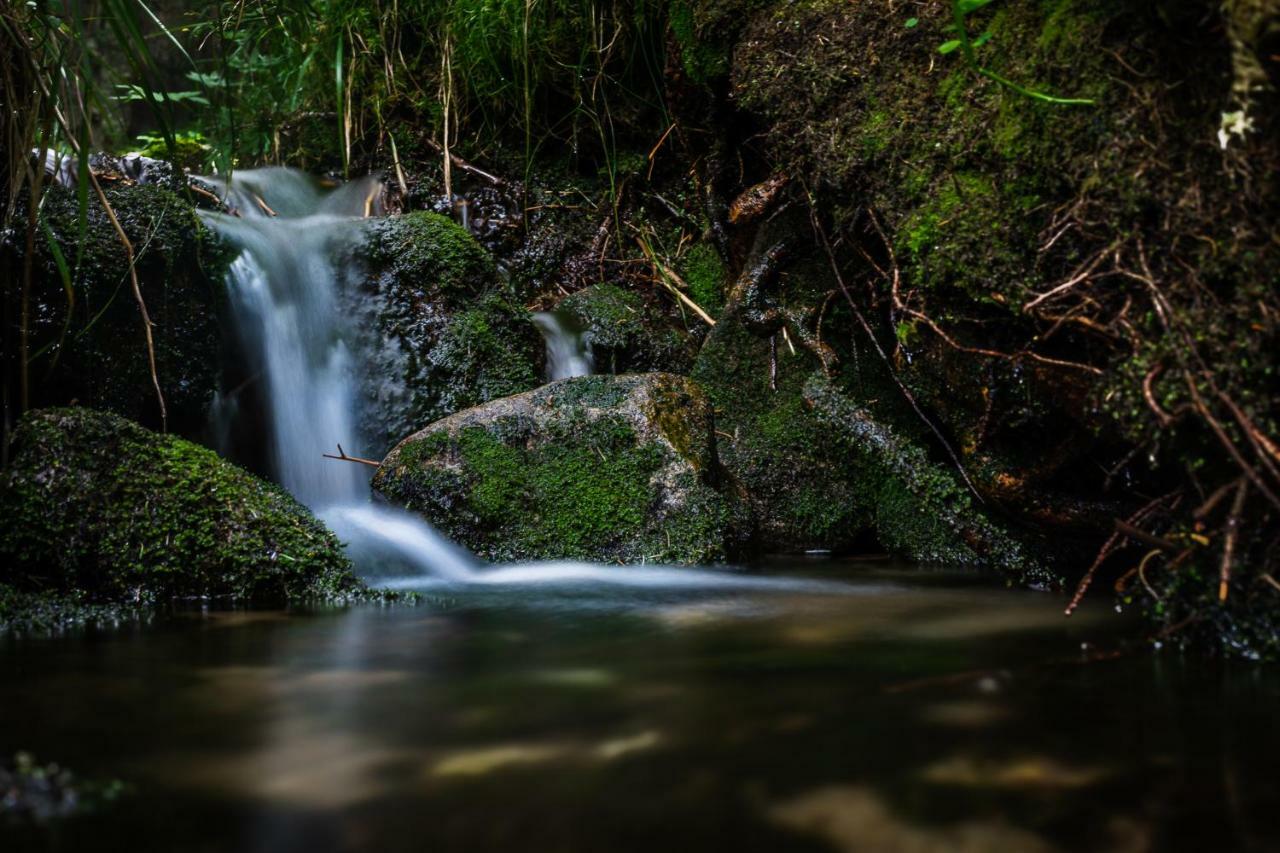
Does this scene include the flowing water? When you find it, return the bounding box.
[5,173,1278,851]
[198,169,845,592]
[532,311,594,381]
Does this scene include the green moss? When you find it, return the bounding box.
[376,375,737,564]
[360,211,496,301]
[692,312,874,549]
[396,416,716,562]
[669,0,731,84]
[425,296,543,422]
[898,171,1038,304]
[0,408,362,610]
[679,242,727,318]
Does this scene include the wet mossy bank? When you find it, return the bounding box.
[0,408,370,633]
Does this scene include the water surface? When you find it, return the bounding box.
[2,560,1277,852]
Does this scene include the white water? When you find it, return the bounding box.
[532,311,593,381]
[205,169,845,594]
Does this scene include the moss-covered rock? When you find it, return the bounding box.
[373,373,744,564]
[672,0,1278,653]
[558,283,696,374]
[4,181,233,435]
[350,211,543,452]
[0,408,361,614]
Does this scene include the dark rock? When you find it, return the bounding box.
[349,211,543,453]
[558,283,696,374]
[3,180,232,436]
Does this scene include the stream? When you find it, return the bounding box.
[2,564,1279,851]
[4,170,1278,852]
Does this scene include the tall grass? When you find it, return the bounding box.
[189,0,670,176]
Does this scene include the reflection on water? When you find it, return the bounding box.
[2,561,1278,852]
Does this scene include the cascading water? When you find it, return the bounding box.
[203,170,844,592]
[532,311,593,381]
[201,168,474,580]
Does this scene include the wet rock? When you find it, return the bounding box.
[350,211,543,453]
[373,373,744,564]
[3,181,233,436]
[689,247,875,554]
[559,283,695,374]
[0,408,360,612]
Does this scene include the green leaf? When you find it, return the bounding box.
[957,0,998,14]
[905,17,919,28]
[972,30,993,48]
[938,40,963,54]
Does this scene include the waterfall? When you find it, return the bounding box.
[201,169,840,592]
[200,168,475,580]
[531,311,593,381]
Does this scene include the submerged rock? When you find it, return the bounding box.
[373,373,743,564]
[350,211,543,453]
[0,408,360,615]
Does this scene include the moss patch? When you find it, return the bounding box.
[559,283,694,374]
[679,242,728,318]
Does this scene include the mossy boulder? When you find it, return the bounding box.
[0,408,361,617]
[350,211,543,453]
[689,240,1043,578]
[373,373,744,564]
[3,181,232,435]
[558,283,696,374]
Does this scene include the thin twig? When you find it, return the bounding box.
[322,443,379,468]
[807,199,983,503]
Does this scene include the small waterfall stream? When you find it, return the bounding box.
[201,168,475,580]
[532,311,593,380]
[202,169,840,592]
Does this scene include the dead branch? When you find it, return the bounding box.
[1066,492,1174,616]
[422,137,505,187]
[323,443,380,468]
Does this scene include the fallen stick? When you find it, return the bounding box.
[323,443,379,468]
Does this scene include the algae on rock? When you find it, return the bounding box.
[373,373,744,564]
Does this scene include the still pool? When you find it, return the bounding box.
[2,561,1278,852]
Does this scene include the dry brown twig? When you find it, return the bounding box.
[323,444,379,468]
